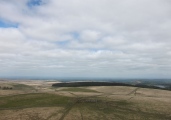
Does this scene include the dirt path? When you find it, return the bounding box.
[59,100,78,120]
[79,108,84,120]
[127,87,140,95]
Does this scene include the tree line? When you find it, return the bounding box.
[0,86,13,90]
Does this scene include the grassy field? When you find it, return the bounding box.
[12,84,35,90]
[59,87,99,93]
[0,81,171,120]
[0,93,70,109]
[0,92,170,120]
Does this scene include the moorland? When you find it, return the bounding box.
[0,79,171,120]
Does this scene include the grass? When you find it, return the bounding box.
[60,87,98,93]
[0,93,71,109]
[74,98,171,120]
[0,87,171,120]
[12,84,34,90]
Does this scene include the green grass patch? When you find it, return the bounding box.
[60,87,98,93]
[0,93,71,109]
[12,84,34,90]
[75,100,171,120]
[76,98,171,120]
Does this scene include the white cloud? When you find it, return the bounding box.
[0,0,171,78]
[80,30,101,42]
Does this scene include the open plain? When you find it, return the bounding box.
[0,80,171,120]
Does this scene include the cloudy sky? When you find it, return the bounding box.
[0,0,171,79]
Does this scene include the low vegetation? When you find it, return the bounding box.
[12,84,34,90]
[60,87,98,93]
[0,81,171,120]
[0,93,70,110]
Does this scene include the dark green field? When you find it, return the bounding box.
[0,93,70,109]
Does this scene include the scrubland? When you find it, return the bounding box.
[0,80,171,120]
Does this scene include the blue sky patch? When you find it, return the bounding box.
[56,40,70,46]
[0,20,18,28]
[72,32,80,39]
[27,0,42,7]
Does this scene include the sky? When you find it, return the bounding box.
[0,0,171,79]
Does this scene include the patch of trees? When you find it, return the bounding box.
[135,84,171,91]
[0,86,13,90]
[52,82,133,87]
[52,82,171,91]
